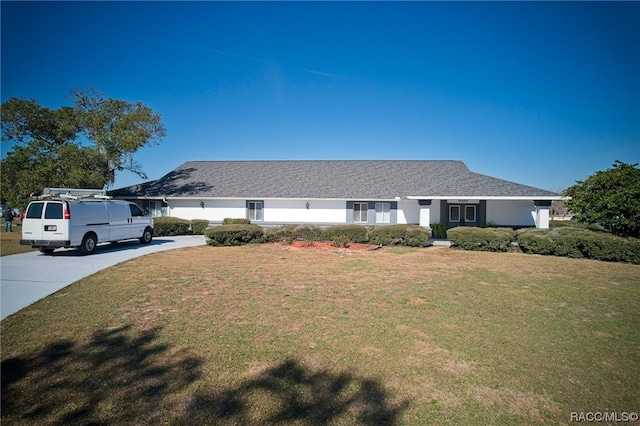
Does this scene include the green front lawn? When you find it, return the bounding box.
[2,245,639,424]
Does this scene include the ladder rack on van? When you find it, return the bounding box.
[36,188,112,201]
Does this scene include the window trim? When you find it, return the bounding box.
[353,202,368,223]
[375,202,391,224]
[247,200,264,222]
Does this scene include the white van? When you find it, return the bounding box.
[20,188,154,255]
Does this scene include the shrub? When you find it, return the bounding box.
[549,220,579,229]
[549,220,605,231]
[430,223,447,239]
[321,225,368,243]
[265,225,323,243]
[517,227,640,264]
[222,218,251,225]
[153,217,191,236]
[190,219,210,235]
[404,227,432,247]
[368,225,407,246]
[205,224,265,246]
[368,225,431,247]
[447,227,515,252]
[331,235,351,248]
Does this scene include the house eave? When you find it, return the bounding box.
[113,195,406,202]
[114,194,564,202]
[406,195,564,201]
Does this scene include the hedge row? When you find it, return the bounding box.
[153,217,211,236]
[448,226,640,264]
[368,224,431,247]
[517,227,640,264]
[205,224,265,246]
[266,224,431,247]
[447,227,516,252]
[204,224,432,247]
[320,225,370,243]
[264,225,324,243]
[222,218,251,225]
[191,219,210,235]
[153,217,191,236]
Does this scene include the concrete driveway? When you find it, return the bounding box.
[0,235,206,320]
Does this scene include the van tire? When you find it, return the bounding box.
[140,227,153,244]
[79,233,97,255]
[39,248,55,255]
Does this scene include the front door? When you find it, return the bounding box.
[448,204,478,227]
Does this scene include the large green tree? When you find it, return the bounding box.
[564,161,640,237]
[1,89,165,209]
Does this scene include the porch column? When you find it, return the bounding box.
[534,200,552,229]
[418,200,431,228]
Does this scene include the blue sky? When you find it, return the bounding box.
[2,1,639,192]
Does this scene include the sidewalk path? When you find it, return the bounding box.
[1,235,206,320]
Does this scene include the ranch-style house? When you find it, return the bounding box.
[111,160,562,229]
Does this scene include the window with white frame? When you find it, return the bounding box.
[248,201,263,221]
[375,203,390,223]
[353,202,368,223]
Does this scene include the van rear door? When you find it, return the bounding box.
[42,202,67,241]
[22,201,68,242]
[22,202,46,240]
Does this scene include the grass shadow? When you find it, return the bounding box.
[2,326,408,424]
[1,325,202,424]
[183,358,409,425]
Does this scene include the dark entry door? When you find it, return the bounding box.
[448,204,478,227]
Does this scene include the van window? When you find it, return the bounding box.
[129,204,144,217]
[44,203,63,219]
[26,202,44,219]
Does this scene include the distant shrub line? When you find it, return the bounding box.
[153,217,210,237]
[517,227,640,264]
[447,225,640,264]
[155,217,639,264]
[203,221,431,247]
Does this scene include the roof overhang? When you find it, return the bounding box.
[114,195,566,202]
[406,195,564,201]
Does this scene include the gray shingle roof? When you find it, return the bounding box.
[111,160,560,199]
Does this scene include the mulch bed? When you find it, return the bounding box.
[274,241,383,252]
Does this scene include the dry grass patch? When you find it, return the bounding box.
[2,244,639,425]
[1,226,36,256]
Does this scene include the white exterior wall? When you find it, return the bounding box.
[263,199,347,224]
[486,200,536,227]
[169,198,548,228]
[397,200,420,224]
[169,198,442,226]
[169,199,246,221]
[171,199,350,224]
